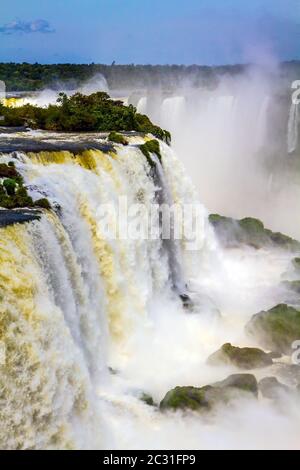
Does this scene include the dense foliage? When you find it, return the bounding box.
[0,92,171,142]
[1,62,299,92]
[0,162,50,209]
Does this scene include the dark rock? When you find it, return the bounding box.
[160,374,258,412]
[179,293,193,310]
[140,393,156,407]
[212,373,258,397]
[258,377,290,399]
[292,257,300,270]
[209,214,300,251]
[246,304,300,354]
[267,351,283,359]
[282,280,300,295]
[0,209,41,227]
[0,137,114,154]
[0,126,29,134]
[207,343,273,369]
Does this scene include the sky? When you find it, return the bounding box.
[0,0,299,65]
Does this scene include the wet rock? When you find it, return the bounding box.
[108,131,128,145]
[207,343,273,369]
[209,214,300,251]
[140,393,156,407]
[292,257,300,271]
[212,373,258,397]
[0,209,41,227]
[179,293,193,310]
[282,280,300,295]
[160,374,258,412]
[0,137,114,154]
[258,377,290,399]
[246,304,300,354]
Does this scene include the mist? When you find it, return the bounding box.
[133,63,300,238]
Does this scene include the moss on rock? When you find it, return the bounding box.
[139,139,162,166]
[34,198,51,210]
[140,393,155,407]
[246,304,300,354]
[209,214,300,251]
[0,162,51,210]
[160,374,258,412]
[107,131,128,145]
[207,343,273,369]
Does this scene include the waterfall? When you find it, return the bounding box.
[136,97,148,114]
[287,102,299,154]
[150,152,185,295]
[0,139,210,449]
[160,97,186,132]
[255,96,270,150]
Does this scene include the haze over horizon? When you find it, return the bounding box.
[0,0,299,65]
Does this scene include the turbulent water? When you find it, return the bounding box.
[0,132,300,449]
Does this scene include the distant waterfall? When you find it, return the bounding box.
[136,97,147,114]
[160,96,186,132]
[255,96,270,150]
[287,102,299,154]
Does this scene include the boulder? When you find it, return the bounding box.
[209,214,300,251]
[292,257,300,271]
[207,343,273,369]
[246,304,300,354]
[140,392,155,407]
[160,374,258,412]
[258,377,290,399]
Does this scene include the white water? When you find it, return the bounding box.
[0,136,300,449]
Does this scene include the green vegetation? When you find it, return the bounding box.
[209,214,300,251]
[0,162,51,210]
[246,304,300,354]
[207,343,273,369]
[139,139,162,167]
[160,374,258,412]
[107,131,128,145]
[139,393,155,407]
[0,92,171,143]
[1,62,299,92]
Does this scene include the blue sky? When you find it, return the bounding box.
[0,0,299,64]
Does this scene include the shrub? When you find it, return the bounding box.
[108,131,128,145]
[3,178,17,196]
[1,92,171,144]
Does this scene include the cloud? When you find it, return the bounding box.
[0,19,55,35]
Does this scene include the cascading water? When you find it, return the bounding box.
[0,136,211,449]
[1,130,300,450]
[136,97,148,115]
